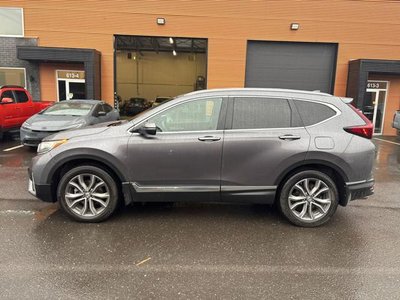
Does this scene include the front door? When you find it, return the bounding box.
[365,80,389,135]
[127,97,225,201]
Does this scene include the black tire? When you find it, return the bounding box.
[278,170,339,227]
[57,165,119,222]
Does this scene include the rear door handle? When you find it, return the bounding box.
[279,134,301,140]
[198,136,221,142]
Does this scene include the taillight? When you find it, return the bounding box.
[344,104,373,139]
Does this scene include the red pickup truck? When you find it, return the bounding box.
[0,85,52,139]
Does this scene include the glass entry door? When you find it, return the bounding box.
[56,70,86,101]
[365,81,388,135]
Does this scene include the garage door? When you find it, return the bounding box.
[245,41,337,93]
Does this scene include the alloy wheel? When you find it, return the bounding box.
[64,174,110,218]
[288,178,332,221]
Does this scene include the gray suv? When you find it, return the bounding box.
[28,88,375,227]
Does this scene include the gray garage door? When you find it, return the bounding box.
[245,41,337,93]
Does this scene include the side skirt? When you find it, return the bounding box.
[121,183,277,205]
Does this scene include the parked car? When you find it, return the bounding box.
[29,88,375,227]
[0,85,52,140]
[120,97,150,116]
[152,96,172,107]
[393,110,400,136]
[21,100,119,147]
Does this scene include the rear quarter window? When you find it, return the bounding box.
[294,100,337,126]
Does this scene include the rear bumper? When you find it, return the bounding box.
[346,178,374,201]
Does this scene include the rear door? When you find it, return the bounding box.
[0,90,21,129]
[221,96,310,202]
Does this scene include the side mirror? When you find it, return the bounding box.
[138,123,157,136]
[1,97,13,104]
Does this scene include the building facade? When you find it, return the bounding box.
[1,1,400,135]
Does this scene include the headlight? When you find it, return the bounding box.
[37,139,68,154]
[21,122,32,130]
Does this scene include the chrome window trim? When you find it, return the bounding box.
[291,98,342,129]
[130,129,223,136]
[224,95,341,131]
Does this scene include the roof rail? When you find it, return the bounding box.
[186,88,332,97]
[0,85,25,89]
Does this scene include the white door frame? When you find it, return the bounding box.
[366,80,389,136]
[56,70,85,101]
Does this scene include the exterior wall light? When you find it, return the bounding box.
[290,23,300,30]
[169,37,174,44]
[157,17,166,25]
[172,50,177,56]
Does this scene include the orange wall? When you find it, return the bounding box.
[39,63,84,101]
[2,0,400,108]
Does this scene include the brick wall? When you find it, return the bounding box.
[0,37,40,100]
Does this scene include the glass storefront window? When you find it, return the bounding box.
[0,7,24,36]
[0,68,26,87]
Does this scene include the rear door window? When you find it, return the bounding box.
[14,90,29,103]
[232,97,297,129]
[294,100,336,126]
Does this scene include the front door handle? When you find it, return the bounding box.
[279,134,301,141]
[198,136,221,142]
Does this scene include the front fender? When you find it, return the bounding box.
[43,148,128,185]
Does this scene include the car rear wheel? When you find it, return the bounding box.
[279,170,339,227]
[57,165,119,222]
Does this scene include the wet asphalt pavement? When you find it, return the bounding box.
[0,135,400,299]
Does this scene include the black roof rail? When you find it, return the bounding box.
[0,85,25,89]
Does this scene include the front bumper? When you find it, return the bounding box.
[28,168,54,202]
[346,178,374,201]
[20,127,55,146]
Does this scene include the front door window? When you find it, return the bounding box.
[365,81,388,135]
[147,97,222,132]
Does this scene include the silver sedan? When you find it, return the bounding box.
[20,100,119,147]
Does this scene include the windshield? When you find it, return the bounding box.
[42,102,94,116]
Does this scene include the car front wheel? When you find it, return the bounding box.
[279,170,339,227]
[57,165,119,222]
